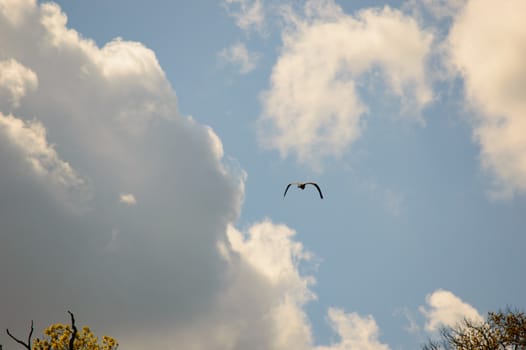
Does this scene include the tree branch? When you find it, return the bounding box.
[5,320,33,350]
[27,320,34,349]
[68,310,77,350]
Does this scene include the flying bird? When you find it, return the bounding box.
[283,182,324,199]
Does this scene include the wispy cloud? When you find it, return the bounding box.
[362,179,405,218]
[119,193,137,205]
[219,42,260,74]
[223,0,265,33]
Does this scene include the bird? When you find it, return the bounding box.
[283,182,324,199]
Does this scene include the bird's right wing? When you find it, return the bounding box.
[283,183,292,198]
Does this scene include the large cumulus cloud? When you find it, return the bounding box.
[0,0,243,347]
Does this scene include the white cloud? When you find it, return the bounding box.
[219,42,260,74]
[221,221,399,350]
[258,0,433,167]
[118,220,317,350]
[419,289,483,332]
[317,308,390,350]
[0,112,88,202]
[0,0,35,26]
[119,193,136,205]
[447,0,526,198]
[223,0,265,33]
[221,221,316,350]
[0,2,244,349]
[0,59,38,110]
[227,221,314,289]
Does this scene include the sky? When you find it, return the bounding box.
[1,0,525,349]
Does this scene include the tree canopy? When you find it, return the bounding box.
[5,312,118,350]
[423,309,526,350]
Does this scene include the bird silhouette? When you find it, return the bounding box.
[283,182,323,199]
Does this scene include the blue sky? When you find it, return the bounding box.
[1,0,525,349]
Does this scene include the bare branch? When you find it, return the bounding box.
[28,320,34,349]
[6,320,33,350]
[68,310,78,350]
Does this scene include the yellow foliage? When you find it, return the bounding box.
[32,323,118,350]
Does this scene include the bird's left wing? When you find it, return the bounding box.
[306,182,323,199]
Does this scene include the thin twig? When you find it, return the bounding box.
[28,320,34,349]
[6,321,33,350]
[68,310,77,350]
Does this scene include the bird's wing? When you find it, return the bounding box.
[306,182,323,199]
[283,183,293,197]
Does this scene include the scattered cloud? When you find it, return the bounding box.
[419,289,483,333]
[224,221,391,350]
[362,179,405,218]
[447,0,526,198]
[394,307,421,335]
[219,42,260,74]
[258,0,433,167]
[119,193,136,205]
[317,308,390,350]
[223,0,265,33]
